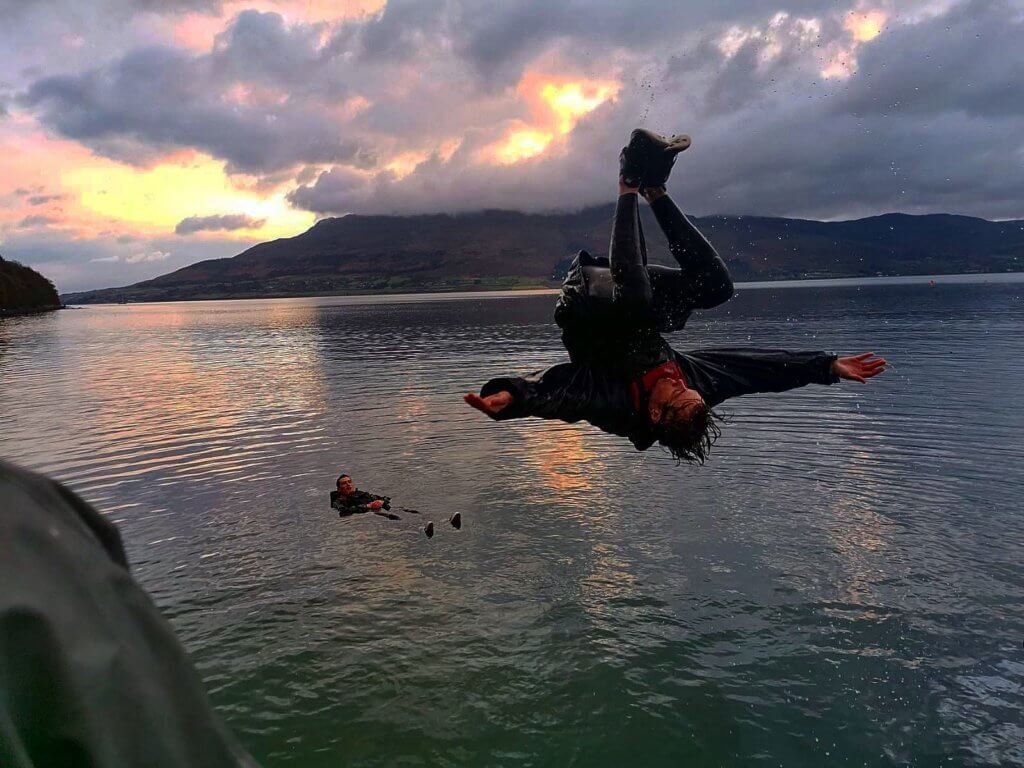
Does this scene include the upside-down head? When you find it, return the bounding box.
[649,383,721,464]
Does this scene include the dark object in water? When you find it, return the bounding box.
[400,507,421,514]
[449,513,462,530]
[373,510,401,521]
[0,459,256,766]
[424,522,434,538]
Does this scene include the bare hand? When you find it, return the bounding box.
[833,352,887,383]
[463,391,513,416]
[367,499,384,510]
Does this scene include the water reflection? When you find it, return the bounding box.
[1,281,1023,766]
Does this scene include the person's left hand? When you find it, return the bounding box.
[367,499,385,510]
[833,352,887,383]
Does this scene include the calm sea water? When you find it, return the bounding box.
[2,276,1023,767]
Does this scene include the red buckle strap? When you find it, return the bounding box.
[631,361,687,411]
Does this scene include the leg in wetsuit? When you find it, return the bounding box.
[645,189,733,314]
[606,187,734,320]
[555,184,734,368]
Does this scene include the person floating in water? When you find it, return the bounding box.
[330,473,456,537]
[331,473,398,519]
[465,129,887,463]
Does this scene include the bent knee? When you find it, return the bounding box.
[695,278,734,309]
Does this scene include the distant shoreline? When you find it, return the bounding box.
[61,271,1024,307]
[0,304,64,318]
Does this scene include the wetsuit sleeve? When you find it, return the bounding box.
[479,363,642,440]
[481,364,594,422]
[649,195,733,310]
[335,491,378,515]
[679,348,839,407]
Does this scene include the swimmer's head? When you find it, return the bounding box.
[649,382,719,464]
[336,474,355,495]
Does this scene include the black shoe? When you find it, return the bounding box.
[619,141,646,188]
[449,513,462,530]
[425,522,434,538]
[629,129,690,189]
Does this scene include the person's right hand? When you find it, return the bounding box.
[832,352,887,383]
[367,500,384,510]
[463,390,513,417]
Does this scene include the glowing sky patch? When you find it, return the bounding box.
[821,7,887,78]
[846,10,887,42]
[385,150,433,179]
[63,154,314,239]
[540,81,620,133]
[484,74,620,165]
[491,128,554,165]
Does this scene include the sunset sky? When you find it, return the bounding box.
[1,0,1021,292]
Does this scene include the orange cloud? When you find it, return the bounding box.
[822,8,888,79]
[491,127,554,165]
[0,125,312,243]
[483,72,620,166]
[845,10,887,42]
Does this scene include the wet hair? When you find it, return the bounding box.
[656,402,723,465]
[336,474,351,488]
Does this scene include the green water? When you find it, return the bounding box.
[1,278,1022,765]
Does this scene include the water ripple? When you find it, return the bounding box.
[2,282,1023,767]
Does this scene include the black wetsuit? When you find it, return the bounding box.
[331,489,390,517]
[480,192,840,450]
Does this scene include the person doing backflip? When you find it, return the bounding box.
[465,129,887,462]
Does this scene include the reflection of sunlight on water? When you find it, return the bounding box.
[2,284,1024,765]
[4,301,331,510]
[517,422,600,496]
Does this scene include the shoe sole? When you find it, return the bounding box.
[629,129,692,155]
[665,135,691,155]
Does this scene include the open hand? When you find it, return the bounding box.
[463,390,513,417]
[832,352,887,383]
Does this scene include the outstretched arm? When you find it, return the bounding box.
[680,348,887,406]
[464,362,639,438]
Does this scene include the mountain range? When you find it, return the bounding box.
[62,206,1024,303]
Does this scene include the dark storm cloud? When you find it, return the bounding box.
[175,213,266,234]
[18,214,58,228]
[27,194,64,205]
[835,0,1024,119]
[208,9,332,91]
[20,11,365,174]
[443,0,841,87]
[289,0,1024,221]
[11,0,1024,227]
[327,0,446,64]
